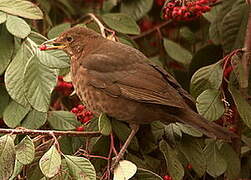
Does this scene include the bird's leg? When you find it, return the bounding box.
[111,124,139,171]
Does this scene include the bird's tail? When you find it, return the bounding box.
[164,108,238,141]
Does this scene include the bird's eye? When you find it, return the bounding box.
[66,36,73,42]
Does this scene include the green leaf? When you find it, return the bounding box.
[0,135,16,180]
[159,140,184,180]
[176,123,203,137]
[48,111,81,130]
[179,136,206,177]
[64,155,96,180]
[98,113,112,136]
[209,0,235,44]
[120,0,153,21]
[221,0,248,53]
[24,55,58,112]
[9,159,23,180]
[3,100,30,128]
[0,0,43,19]
[0,11,7,24]
[203,4,222,23]
[0,24,14,75]
[6,15,31,38]
[0,85,10,118]
[5,44,32,107]
[190,62,223,98]
[21,109,47,129]
[48,23,71,39]
[34,48,70,69]
[179,27,196,44]
[111,120,139,151]
[39,145,61,178]
[204,140,227,177]
[163,38,192,65]
[220,143,240,180]
[196,89,225,121]
[29,31,48,44]
[131,168,163,180]
[229,85,251,129]
[114,160,137,180]
[101,13,140,35]
[16,136,35,165]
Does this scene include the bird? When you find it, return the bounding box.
[46,26,236,169]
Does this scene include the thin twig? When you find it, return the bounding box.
[0,128,101,137]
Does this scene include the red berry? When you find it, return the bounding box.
[77,104,85,112]
[163,175,172,180]
[223,66,233,79]
[71,107,78,114]
[228,126,237,133]
[39,44,47,51]
[187,164,193,169]
[181,6,187,11]
[76,126,84,131]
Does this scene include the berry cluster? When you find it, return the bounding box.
[71,104,94,124]
[162,0,216,21]
[54,76,74,96]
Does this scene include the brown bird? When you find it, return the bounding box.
[47,26,235,168]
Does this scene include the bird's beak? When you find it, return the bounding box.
[40,37,66,50]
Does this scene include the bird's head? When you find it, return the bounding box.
[43,26,101,56]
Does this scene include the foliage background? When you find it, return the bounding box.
[0,0,250,179]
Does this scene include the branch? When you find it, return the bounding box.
[0,128,101,137]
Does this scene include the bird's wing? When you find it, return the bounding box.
[80,53,186,108]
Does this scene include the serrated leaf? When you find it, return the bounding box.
[176,123,203,137]
[34,48,70,69]
[221,0,248,53]
[196,89,225,121]
[0,0,43,19]
[204,140,227,177]
[111,120,139,151]
[179,136,206,177]
[0,86,10,118]
[39,145,61,178]
[159,140,184,180]
[0,135,16,180]
[0,24,14,75]
[16,136,35,165]
[64,155,96,180]
[21,109,47,129]
[24,55,57,112]
[229,85,251,129]
[0,11,7,24]
[48,23,71,39]
[6,15,31,38]
[3,100,30,128]
[102,13,140,35]
[220,143,240,179]
[98,113,112,136]
[131,168,163,180]
[5,44,32,107]
[114,160,137,180]
[48,111,81,130]
[9,159,23,180]
[190,62,223,98]
[163,38,192,65]
[120,0,153,21]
